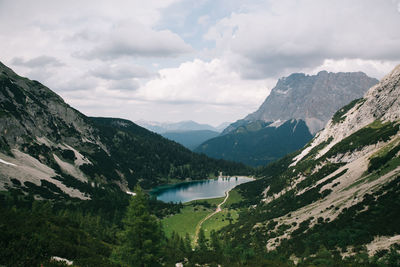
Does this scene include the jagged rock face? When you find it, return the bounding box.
[225,65,400,256]
[0,62,99,149]
[205,71,378,166]
[0,61,249,200]
[295,65,400,164]
[195,119,313,166]
[245,71,378,134]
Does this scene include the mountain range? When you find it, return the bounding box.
[136,120,229,150]
[196,71,379,166]
[1,59,399,266]
[136,120,229,134]
[0,61,249,199]
[225,64,400,260]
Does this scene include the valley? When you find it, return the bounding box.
[1,52,400,266]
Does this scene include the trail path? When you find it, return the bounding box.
[193,189,230,245]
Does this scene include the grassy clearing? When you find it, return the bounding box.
[222,189,243,208]
[161,205,211,240]
[369,138,398,159]
[201,209,239,238]
[162,188,247,241]
[185,196,224,207]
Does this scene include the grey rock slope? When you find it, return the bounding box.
[245,71,378,134]
[229,64,400,256]
[198,71,378,166]
[0,62,248,200]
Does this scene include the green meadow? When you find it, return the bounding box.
[161,189,244,241]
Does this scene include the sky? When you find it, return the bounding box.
[1,0,400,126]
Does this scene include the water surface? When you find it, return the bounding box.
[151,176,253,203]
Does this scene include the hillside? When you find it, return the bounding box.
[0,62,250,200]
[196,71,377,166]
[196,120,313,166]
[136,120,220,134]
[220,64,400,262]
[161,130,219,150]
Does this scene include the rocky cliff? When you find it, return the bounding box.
[197,71,378,166]
[245,71,378,134]
[224,65,400,259]
[0,62,249,200]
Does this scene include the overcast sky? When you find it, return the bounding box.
[1,0,400,126]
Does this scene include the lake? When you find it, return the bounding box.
[151,176,254,203]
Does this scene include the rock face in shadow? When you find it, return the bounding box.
[0,61,249,199]
[222,65,400,258]
[200,71,378,166]
[195,119,313,166]
[245,71,379,134]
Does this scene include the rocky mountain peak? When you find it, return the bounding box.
[293,64,400,165]
[244,71,378,134]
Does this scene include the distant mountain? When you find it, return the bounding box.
[223,64,400,260]
[198,71,378,166]
[0,61,250,199]
[215,121,232,132]
[162,130,219,150]
[244,70,379,134]
[136,120,221,134]
[195,120,313,166]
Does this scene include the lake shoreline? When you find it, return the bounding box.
[150,176,255,203]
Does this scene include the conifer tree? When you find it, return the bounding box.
[197,228,208,252]
[111,186,163,267]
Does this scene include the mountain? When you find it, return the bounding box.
[196,71,378,166]
[196,120,313,166]
[245,70,379,134]
[215,121,232,132]
[136,120,220,133]
[221,64,400,261]
[161,130,219,150]
[137,120,229,150]
[0,61,250,200]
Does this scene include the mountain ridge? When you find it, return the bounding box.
[245,70,379,134]
[222,64,400,259]
[0,61,250,199]
[161,129,219,150]
[136,120,227,134]
[195,70,378,166]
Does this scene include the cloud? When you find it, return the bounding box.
[109,79,140,91]
[77,22,193,60]
[11,55,64,68]
[308,58,399,80]
[205,0,400,79]
[1,0,399,126]
[90,63,153,80]
[55,75,99,92]
[136,58,271,107]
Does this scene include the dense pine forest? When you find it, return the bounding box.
[2,182,400,266]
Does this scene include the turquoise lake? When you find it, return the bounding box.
[151,176,254,203]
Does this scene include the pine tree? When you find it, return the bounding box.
[111,186,163,267]
[197,228,208,252]
[184,233,192,254]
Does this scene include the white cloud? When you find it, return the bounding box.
[136,58,271,107]
[205,0,400,79]
[11,56,64,68]
[1,0,399,126]
[77,21,193,60]
[307,58,400,79]
[90,63,153,80]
